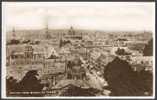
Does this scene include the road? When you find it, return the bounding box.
[80,56,108,91]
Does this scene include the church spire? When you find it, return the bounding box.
[12,27,16,39]
[45,16,51,39]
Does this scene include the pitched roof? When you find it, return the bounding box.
[52,79,90,89]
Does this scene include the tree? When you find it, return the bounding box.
[115,48,131,55]
[59,39,71,48]
[6,76,18,96]
[104,57,153,96]
[7,39,20,45]
[143,39,153,56]
[16,70,44,96]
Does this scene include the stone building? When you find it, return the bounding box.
[64,26,82,40]
[65,58,86,80]
[7,45,44,66]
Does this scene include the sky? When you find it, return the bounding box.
[2,2,155,31]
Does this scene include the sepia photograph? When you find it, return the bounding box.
[2,2,155,99]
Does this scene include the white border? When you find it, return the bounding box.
[1,2,155,99]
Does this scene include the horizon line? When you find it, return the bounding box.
[6,28,153,33]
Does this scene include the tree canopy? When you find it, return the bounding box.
[6,70,44,97]
[143,39,153,56]
[104,57,152,96]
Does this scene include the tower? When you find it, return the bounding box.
[68,26,75,36]
[12,27,16,39]
[45,17,52,39]
[24,45,34,59]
